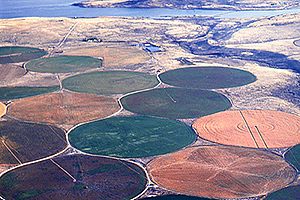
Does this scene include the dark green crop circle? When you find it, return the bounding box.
[159,67,256,89]
[69,116,196,158]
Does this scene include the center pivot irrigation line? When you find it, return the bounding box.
[162,87,176,103]
[254,126,268,149]
[50,158,77,182]
[239,110,259,148]
[289,150,300,170]
[2,140,22,164]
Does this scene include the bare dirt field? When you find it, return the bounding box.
[193,110,300,149]
[0,63,26,85]
[7,90,120,125]
[0,103,5,118]
[147,145,296,199]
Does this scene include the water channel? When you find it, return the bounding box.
[1,0,300,19]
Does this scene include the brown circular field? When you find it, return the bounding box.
[0,154,148,200]
[192,110,300,148]
[147,146,296,199]
[8,90,120,125]
[0,102,5,118]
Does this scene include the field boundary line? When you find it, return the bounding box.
[50,158,76,182]
[239,110,259,148]
[2,140,22,164]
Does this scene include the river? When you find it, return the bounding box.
[1,0,300,19]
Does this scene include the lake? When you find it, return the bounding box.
[1,0,300,19]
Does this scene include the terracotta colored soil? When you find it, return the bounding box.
[193,110,300,148]
[0,102,5,118]
[8,91,120,125]
[147,146,296,199]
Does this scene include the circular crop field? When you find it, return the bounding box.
[69,116,196,158]
[265,185,300,200]
[0,102,5,118]
[147,146,296,199]
[158,67,256,89]
[25,55,102,73]
[120,88,231,119]
[285,143,300,171]
[62,71,159,95]
[0,119,67,165]
[0,154,147,200]
[8,91,120,125]
[0,46,46,64]
[193,110,300,148]
[0,86,59,100]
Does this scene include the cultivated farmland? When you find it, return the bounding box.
[62,71,159,95]
[147,146,296,199]
[141,195,215,199]
[193,110,300,148]
[68,116,196,158]
[159,67,256,89]
[25,55,103,73]
[0,46,46,64]
[0,154,148,200]
[63,45,150,68]
[0,86,60,100]
[264,185,300,200]
[0,118,67,168]
[7,90,120,125]
[121,88,231,119]
[285,143,300,171]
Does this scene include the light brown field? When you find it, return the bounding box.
[0,102,5,118]
[147,146,296,199]
[7,90,120,125]
[0,64,26,84]
[193,110,300,148]
[63,45,150,68]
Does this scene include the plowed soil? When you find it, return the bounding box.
[147,146,296,199]
[0,154,147,200]
[8,90,120,125]
[0,102,5,118]
[193,110,300,148]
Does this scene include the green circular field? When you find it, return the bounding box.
[68,116,196,158]
[0,86,59,100]
[25,55,102,73]
[285,144,300,171]
[159,67,256,89]
[0,154,147,200]
[62,71,159,95]
[0,46,46,64]
[265,185,300,200]
[120,88,231,119]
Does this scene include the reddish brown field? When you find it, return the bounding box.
[8,90,120,125]
[0,102,5,118]
[192,110,300,148]
[147,146,296,199]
